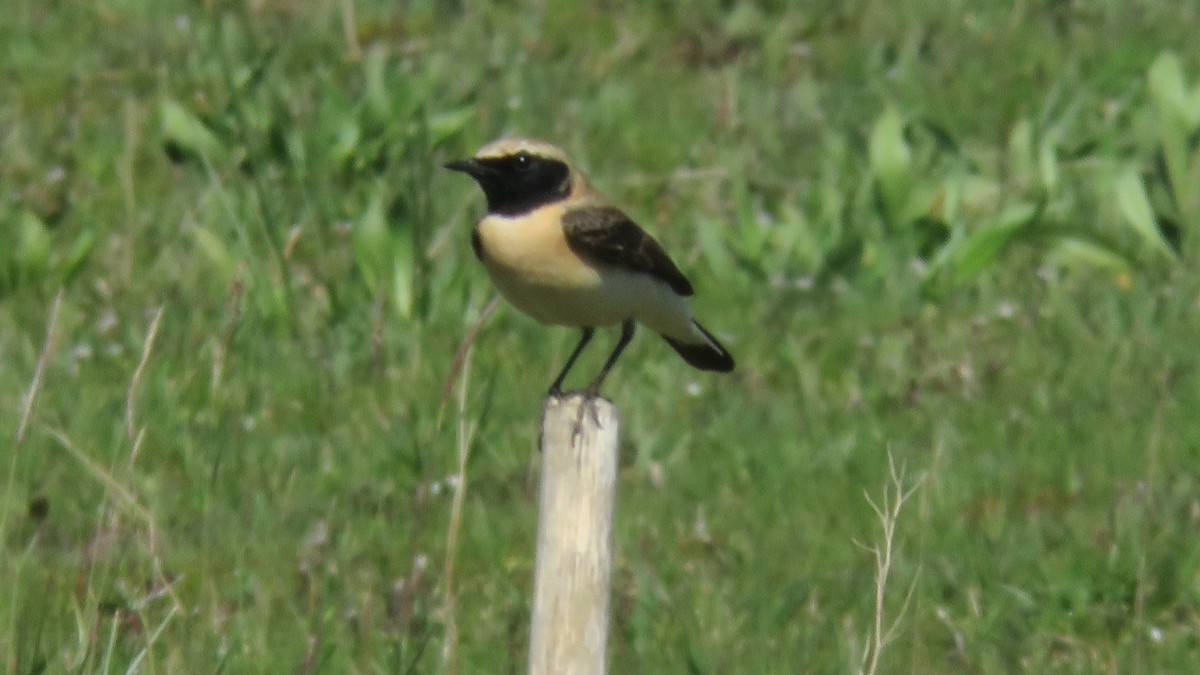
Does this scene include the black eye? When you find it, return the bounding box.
[514,152,533,170]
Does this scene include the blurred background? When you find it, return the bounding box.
[3,0,1200,672]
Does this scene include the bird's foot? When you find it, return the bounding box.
[569,386,607,440]
[540,388,607,443]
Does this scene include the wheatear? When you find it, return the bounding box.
[445,137,734,398]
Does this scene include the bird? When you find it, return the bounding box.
[445,137,734,400]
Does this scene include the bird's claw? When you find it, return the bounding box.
[570,388,605,441]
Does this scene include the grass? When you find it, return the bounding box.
[3,0,1200,672]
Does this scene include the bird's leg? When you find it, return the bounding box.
[584,320,636,397]
[547,327,594,398]
[572,320,635,437]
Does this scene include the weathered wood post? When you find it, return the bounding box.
[528,394,619,675]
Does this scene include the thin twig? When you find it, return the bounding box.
[15,289,64,448]
[441,340,478,675]
[123,605,179,675]
[210,277,245,394]
[2,289,65,665]
[49,429,153,524]
[438,296,499,420]
[119,305,182,607]
[2,290,65,556]
[49,428,182,612]
[126,306,164,453]
[859,450,924,675]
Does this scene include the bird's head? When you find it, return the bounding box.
[445,138,583,216]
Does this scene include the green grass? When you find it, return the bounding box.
[4,1,1200,672]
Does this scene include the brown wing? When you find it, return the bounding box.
[562,205,694,296]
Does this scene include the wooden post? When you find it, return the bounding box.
[528,394,619,675]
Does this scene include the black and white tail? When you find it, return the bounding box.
[661,320,735,372]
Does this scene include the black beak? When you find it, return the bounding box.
[444,158,484,177]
